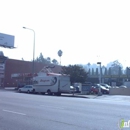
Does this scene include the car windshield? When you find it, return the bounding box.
[104,84,110,87]
[97,84,107,89]
[100,86,107,89]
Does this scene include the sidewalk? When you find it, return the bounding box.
[1,87,100,99]
[62,93,99,99]
[74,93,98,99]
[4,87,16,90]
[0,87,16,91]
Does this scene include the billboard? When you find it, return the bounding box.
[0,33,15,48]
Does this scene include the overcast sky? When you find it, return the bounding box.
[0,0,130,67]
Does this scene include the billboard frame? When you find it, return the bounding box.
[0,33,15,49]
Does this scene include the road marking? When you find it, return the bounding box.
[3,109,26,116]
[40,105,65,110]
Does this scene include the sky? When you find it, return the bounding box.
[0,0,130,67]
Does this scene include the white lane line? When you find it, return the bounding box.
[40,105,65,110]
[3,109,26,116]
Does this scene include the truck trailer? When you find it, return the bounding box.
[32,66,71,96]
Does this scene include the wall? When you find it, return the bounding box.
[109,88,130,96]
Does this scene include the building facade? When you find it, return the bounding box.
[1,59,61,87]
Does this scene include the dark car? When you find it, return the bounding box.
[75,86,81,93]
[91,86,99,94]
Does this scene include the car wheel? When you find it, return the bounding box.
[27,90,30,94]
[18,89,21,93]
[56,92,61,96]
[32,89,35,94]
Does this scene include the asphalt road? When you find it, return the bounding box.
[0,90,130,130]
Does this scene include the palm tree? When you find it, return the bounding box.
[58,50,63,65]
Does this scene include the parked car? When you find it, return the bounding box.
[15,83,26,90]
[91,86,99,94]
[74,86,80,93]
[91,84,109,94]
[18,85,35,93]
[100,83,111,89]
[120,85,127,88]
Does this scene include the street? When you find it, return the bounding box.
[0,90,130,130]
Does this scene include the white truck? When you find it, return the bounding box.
[32,66,71,96]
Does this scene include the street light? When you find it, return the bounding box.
[102,65,106,83]
[97,62,102,84]
[97,62,102,96]
[23,27,35,79]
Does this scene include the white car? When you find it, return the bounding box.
[100,83,111,89]
[18,85,35,93]
[120,85,127,88]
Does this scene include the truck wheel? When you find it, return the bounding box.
[54,93,57,96]
[47,90,52,95]
[41,92,45,95]
[57,92,61,96]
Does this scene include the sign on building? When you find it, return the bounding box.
[0,64,5,78]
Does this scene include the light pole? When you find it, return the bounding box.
[97,62,102,96]
[102,65,105,83]
[23,27,35,78]
[97,62,102,84]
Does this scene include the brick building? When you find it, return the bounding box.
[2,59,61,87]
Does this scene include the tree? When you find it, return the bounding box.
[111,60,122,67]
[35,53,53,64]
[88,68,91,76]
[35,53,45,63]
[110,60,123,75]
[108,68,111,75]
[92,68,94,75]
[87,63,91,71]
[87,63,91,66]
[39,53,45,62]
[52,59,58,65]
[96,68,98,75]
[58,50,63,65]
[62,65,88,84]
[104,68,107,75]
[46,57,51,64]
[118,67,122,75]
